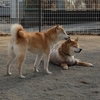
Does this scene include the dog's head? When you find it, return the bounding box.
[56,25,70,39]
[62,37,82,56]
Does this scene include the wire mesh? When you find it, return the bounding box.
[0,0,100,34]
[41,0,100,33]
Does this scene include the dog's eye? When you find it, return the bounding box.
[73,45,77,47]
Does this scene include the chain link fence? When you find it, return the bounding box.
[0,0,100,34]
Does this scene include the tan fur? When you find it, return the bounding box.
[50,38,93,69]
[6,24,69,78]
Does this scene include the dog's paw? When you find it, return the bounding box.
[36,69,39,72]
[20,75,25,79]
[88,63,93,67]
[33,67,39,72]
[47,71,52,74]
[7,72,12,75]
[61,63,68,70]
[63,66,68,70]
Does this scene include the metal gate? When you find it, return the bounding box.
[0,0,100,34]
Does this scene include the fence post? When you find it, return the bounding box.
[39,0,41,32]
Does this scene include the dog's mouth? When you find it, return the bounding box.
[64,36,70,40]
[74,48,82,53]
[63,31,70,39]
[74,51,80,53]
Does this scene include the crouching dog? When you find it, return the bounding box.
[50,37,93,69]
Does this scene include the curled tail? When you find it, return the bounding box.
[10,24,26,40]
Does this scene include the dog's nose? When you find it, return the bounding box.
[65,35,70,39]
[67,35,70,39]
[80,48,82,52]
[64,35,70,40]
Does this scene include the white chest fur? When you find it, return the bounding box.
[65,56,76,65]
[66,56,74,62]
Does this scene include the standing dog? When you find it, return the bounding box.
[50,37,93,69]
[6,24,69,78]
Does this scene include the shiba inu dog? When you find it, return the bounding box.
[6,24,69,78]
[50,37,93,69]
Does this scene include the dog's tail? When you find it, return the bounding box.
[10,24,26,40]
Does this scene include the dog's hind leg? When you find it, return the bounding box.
[17,54,26,79]
[44,53,52,74]
[7,53,16,75]
[7,45,16,75]
[33,54,43,72]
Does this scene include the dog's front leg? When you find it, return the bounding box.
[77,61,93,67]
[33,54,43,72]
[61,63,68,70]
[44,53,52,74]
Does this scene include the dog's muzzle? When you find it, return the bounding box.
[78,48,82,53]
[75,48,82,53]
[79,48,82,52]
[63,31,70,39]
[64,36,70,40]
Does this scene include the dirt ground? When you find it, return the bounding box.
[0,35,100,100]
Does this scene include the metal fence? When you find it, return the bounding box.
[0,0,100,34]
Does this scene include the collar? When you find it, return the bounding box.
[59,47,71,56]
[61,50,71,56]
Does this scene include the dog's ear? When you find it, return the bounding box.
[60,25,62,27]
[75,37,79,42]
[56,24,60,30]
